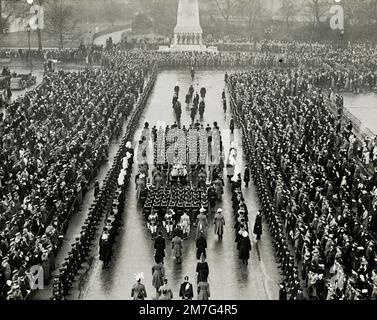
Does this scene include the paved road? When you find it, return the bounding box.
[343,92,377,134]
[81,70,282,300]
[93,28,131,46]
[5,67,377,301]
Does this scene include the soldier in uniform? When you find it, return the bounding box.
[196,231,207,260]
[131,272,147,300]
[174,82,180,97]
[196,207,208,239]
[148,210,159,240]
[174,99,182,124]
[179,211,191,239]
[230,117,235,134]
[200,86,207,99]
[171,234,183,264]
[99,229,111,268]
[214,208,225,240]
[244,165,250,188]
[154,232,166,264]
[198,169,207,188]
[208,184,217,213]
[191,67,195,81]
[199,99,205,119]
[189,84,194,100]
[163,209,175,240]
[253,211,263,240]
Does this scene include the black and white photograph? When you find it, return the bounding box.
[0,0,377,308]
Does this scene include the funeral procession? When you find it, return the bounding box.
[1,0,377,307]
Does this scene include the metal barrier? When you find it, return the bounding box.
[344,109,362,129]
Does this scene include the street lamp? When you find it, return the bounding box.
[26,0,42,51]
[338,28,345,62]
[340,28,345,50]
[26,23,31,65]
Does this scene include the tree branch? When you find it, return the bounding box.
[213,0,228,21]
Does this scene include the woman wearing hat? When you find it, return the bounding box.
[171,233,183,264]
[195,208,208,239]
[163,209,175,240]
[214,208,225,240]
[238,231,252,265]
[152,260,165,297]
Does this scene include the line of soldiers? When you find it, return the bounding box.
[49,60,155,299]
[231,93,302,299]
[143,185,210,239]
[52,142,134,299]
[99,185,127,267]
[232,186,253,265]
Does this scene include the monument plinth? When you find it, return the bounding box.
[159,0,217,52]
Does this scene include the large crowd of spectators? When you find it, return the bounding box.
[1,36,377,300]
[0,44,103,64]
[0,51,147,300]
[228,68,377,300]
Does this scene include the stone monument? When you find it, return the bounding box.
[159,0,217,52]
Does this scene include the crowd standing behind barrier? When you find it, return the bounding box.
[51,62,157,300]
[1,39,377,300]
[0,52,153,300]
[228,69,377,300]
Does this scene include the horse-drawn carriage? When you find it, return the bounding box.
[10,72,37,90]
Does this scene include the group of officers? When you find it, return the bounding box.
[143,184,210,240]
[131,203,214,300]
[173,81,207,124]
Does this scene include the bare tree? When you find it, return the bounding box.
[101,0,124,26]
[213,0,237,29]
[305,0,331,26]
[280,0,299,32]
[245,0,263,40]
[343,0,373,26]
[34,0,45,51]
[0,0,29,34]
[45,0,78,49]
